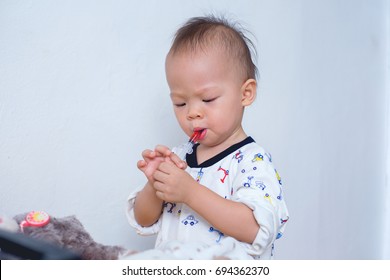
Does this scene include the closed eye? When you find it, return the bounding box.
[203,97,217,103]
[174,103,186,107]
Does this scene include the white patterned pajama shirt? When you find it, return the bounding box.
[126,137,289,259]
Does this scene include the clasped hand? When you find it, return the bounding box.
[137,145,197,203]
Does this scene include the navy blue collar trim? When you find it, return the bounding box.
[186,136,255,168]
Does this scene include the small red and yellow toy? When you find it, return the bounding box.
[20,211,50,232]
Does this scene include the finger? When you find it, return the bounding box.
[154,145,172,157]
[169,153,187,169]
[152,180,165,193]
[152,180,160,190]
[137,160,147,169]
[157,161,176,174]
[155,190,165,201]
[153,169,169,183]
[164,156,174,163]
[141,149,156,159]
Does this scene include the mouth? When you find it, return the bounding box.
[192,128,207,142]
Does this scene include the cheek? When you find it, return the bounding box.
[206,109,229,128]
[174,109,184,123]
[211,97,242,117]
[174,109,190,131]
[207,103,242,128]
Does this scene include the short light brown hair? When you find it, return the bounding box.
[168,15,258,81]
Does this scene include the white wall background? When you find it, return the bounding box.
[0,0,388,259]
[383,0,390,259]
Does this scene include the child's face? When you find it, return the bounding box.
[166,47,252,149]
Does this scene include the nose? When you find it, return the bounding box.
[186,103,203,120]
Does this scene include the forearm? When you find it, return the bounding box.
[134,182,164,227]
[186,184,259,244]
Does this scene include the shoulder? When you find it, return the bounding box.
[234,140,282,184]
[238,140,274,166]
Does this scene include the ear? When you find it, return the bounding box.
[240,78,257,107]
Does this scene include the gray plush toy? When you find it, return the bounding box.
[0,212,133,260]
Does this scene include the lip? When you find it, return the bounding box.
[193,128,207,141]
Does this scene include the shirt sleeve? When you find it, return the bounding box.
[231,148,289,257]
[125,187,161,236]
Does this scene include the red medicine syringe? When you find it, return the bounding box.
[175,130,203,160]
